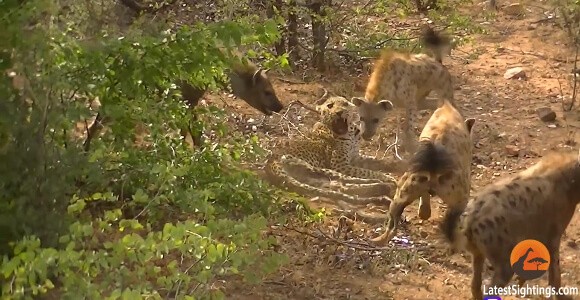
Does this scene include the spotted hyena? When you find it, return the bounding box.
[351,24,455,153]
[178,58,284,147]
[370,99,475,244]
[440,150,580,300]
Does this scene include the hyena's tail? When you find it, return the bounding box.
[419,24,452,64]
[439,205,469,252]
[408,139,455,175]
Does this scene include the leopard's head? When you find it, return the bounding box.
[320,106,362,141]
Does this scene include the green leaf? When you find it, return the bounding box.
[67,199,86,214]
[206,244,218,263]
[119,219,144,231]
[108,289,122,300]
[132,189,149,204]
[1,256,21,278]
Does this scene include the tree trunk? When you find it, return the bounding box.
[266,0,287,56]
[309,0,329,72]
[287,0,300,67]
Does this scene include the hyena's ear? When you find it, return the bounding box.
[251,68,264,86]
[350,97,366,107]
[378,100,394,111]
[330,113,348,135]
[465,118,475,134]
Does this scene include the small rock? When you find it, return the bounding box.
[536,106,556,122]
[547,124,557,128]
[503,3,525,16]
[504,67,527,80]
[505,145,521,156]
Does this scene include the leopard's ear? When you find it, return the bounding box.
[351,97,366,107]
[330,113,348,135]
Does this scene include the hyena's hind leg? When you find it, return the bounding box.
[471,253,485,300]
[417,193,432,220]
[546,238,573,300]
[485,250,514,297]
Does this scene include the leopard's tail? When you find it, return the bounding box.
[264,156,389,206]
[419,24,452,64]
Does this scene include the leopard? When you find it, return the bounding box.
[264,96,398,206]
[439,150,580,300]
[314,96,407,174]
[351,24,456,154]
[369,98,475,245]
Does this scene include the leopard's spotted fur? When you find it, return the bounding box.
[264,96,397,205]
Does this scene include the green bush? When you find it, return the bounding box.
[0,0,289,298]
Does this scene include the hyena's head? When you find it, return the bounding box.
[351,97,394,141]
[229,66,284,116]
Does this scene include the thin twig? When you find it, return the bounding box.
[314,228,391,251]
[501,47,570,63]
[174,254,206,298]
[567,43,579,111]
[314,87,329,105]
[381,115,403,161]
[530,17,555,25]
[277,77,307,84]
[283,225,390,251]
[83,112,103,152]
[274,109,309,138]
[326,37,417,54]
[382,131,402,161]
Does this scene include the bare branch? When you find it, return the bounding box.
[83,112,104,152]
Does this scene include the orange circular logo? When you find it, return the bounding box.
[510,239,550,280]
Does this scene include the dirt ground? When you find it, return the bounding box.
[196,1,580,299]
